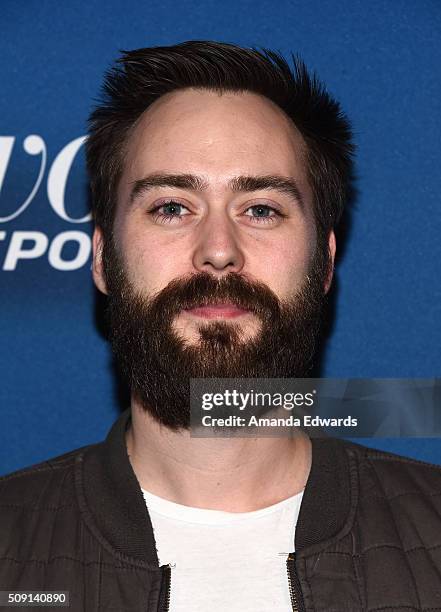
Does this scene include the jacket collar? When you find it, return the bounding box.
[78,408,354,566]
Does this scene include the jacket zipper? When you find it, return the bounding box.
[158,564,172,612]
[158,553,304,612]
[159,557,302,611]
[286,552,305,612]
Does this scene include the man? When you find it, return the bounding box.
[1,40,441,611]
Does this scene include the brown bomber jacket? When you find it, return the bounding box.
[1,409,441,611]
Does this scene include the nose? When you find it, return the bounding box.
[191,209,245,276]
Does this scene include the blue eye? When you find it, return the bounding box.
[147,201,286,225]
[148,200,189,223]
[244,204,284,224]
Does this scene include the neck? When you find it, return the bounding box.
[126,397,312,512]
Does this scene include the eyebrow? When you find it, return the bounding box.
[129,173,305,209]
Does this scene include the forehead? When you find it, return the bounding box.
[119,88,310,199]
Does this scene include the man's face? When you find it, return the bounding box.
[93,88,335,429]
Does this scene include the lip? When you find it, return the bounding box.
[184,303,250,319]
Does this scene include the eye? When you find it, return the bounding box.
[147,200,287,226]
[148,200,190,223]
[243,204,286,224]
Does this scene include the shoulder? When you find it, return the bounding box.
[0,445,93,510]
[0,443,114,586]
[0,444,103,561]
[341,439,441,500]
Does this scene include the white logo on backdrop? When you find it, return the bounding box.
[0,135,91,271]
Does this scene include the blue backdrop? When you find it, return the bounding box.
[1,0,440,475]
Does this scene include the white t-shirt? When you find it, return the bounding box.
[142,487,304,612]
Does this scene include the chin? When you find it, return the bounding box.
[173,318,247,342]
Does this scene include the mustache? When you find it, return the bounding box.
[140,271,283,321]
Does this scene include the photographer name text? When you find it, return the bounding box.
[201,415,358,428]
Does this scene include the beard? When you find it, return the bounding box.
[103,238,330,431]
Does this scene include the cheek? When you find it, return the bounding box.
[115,220,193,292]
[248,228,316,299]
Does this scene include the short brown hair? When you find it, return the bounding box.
[86,40,354,254]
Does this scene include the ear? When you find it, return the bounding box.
[92,226,108,295]
[323,230,336,294]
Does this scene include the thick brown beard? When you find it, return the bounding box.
[103,238,329,431]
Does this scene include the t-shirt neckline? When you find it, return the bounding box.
[141,487,304,525]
